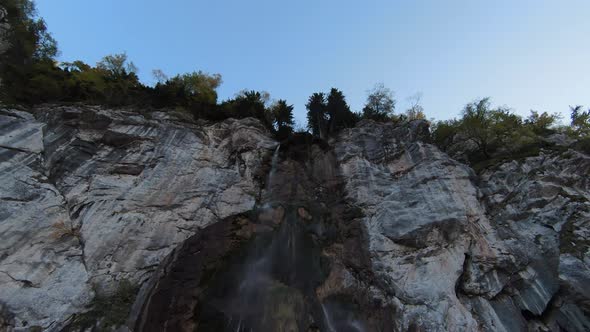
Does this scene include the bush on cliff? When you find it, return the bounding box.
[0,1,284,134]
[430,98,590,169]
[306,88,359,138]
[361,83,396,122]
[270,99,295,139]
[69,279,138,331]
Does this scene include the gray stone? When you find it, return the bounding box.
[0,106,275,330]
[1,108,589,331]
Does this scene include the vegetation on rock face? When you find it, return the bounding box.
[69,279,138,331]
[404,93,426,121]
[430,98,590,170]
[361,83,396,122]
[306,88,359,138]
[270,99,295,139]
[152,70,222,114]
[0,0,57,100]
[305,92,328,138]
[2,0,589,156]
[0,0,295,138]
[50,220,81,240]
[569,105,590,137]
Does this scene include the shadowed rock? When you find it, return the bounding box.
[0,106,589,331]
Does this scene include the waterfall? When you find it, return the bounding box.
[320,301,366,332]
[321,303,337,332]
[266,144,280,194]
[134,139,375,331]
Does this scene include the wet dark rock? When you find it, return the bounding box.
[134,134,388,331]
[111,164,145,176]
[1,105,589,331]
[133,214,257,332]
[101,130,142,148]
[0,106,275,329]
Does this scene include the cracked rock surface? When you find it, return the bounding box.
[0,106,275,330]
[0,5,9,59]
[1,107,589,331]
[334,120,590,331]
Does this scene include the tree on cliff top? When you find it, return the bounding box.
[306,88,358,138]
[326,88,358,133]
[152,70,222,114]
[306,92,327,138]
[362,83,396,121]
[220,90,269,124]
[1,0,59,103]
[405,92,426,120]
[1,0,57,64]
[97,53,138,77]
[270,99,295,138]
[570,105,590,136]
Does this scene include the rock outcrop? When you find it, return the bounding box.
[0,106,275,330]
[0,5,9,57]
[334,120,590,331]
[0,106,589,331]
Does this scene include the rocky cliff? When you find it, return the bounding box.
[0,105,588,331]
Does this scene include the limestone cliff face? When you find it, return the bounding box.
[0,106,275,330]
[0,106,588,331]
[335,121,590,331]
[0,5,8,56]
[0,5,10,70]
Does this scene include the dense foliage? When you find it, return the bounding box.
[0,0,295,137]
[270,99,295,139]
[361,83,396,121]
[305,88,359,137]
[430,98,590,169]
[2,0,589,157]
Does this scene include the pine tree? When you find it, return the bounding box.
[306,92,327,138]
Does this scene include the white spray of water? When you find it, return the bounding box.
[321,303,337,332]
[266,144,281,194]
[321,302,366,332]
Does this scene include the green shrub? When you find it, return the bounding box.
[573,137,590,154]
[431,99,566,168]
[69,279,139,331]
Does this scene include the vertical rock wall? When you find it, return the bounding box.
[0,107,589,331]
[0,106,275,330]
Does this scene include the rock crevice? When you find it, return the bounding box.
[0,106,588,331]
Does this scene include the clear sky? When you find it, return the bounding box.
[37,0,590,126]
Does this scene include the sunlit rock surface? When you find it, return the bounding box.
[334,120,484,331]
[0,106,589,331]
[334,120,590,331]
[0,106,275,330]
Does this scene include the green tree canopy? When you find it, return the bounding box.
[152,70,222,114]
[168,71,222,105]
[1,0,57,64]
[326,88,358,133]
[96,53,138,77]
[362,83,395,121]
[570,105,590,136]
[405,92,426,120]
[306,89,358,137]
[220,90,269,123]
[524,111,560,135]
[431,98,555,165]
[270,99,294,133]
[1,0,59,102]
[306,92,327,138]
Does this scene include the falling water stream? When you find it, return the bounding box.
[135,142,369,331]
[223,143,319,331]
[209,143,366,332]
[266,144,281,193]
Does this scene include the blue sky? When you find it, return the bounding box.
[37,0,590,125]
